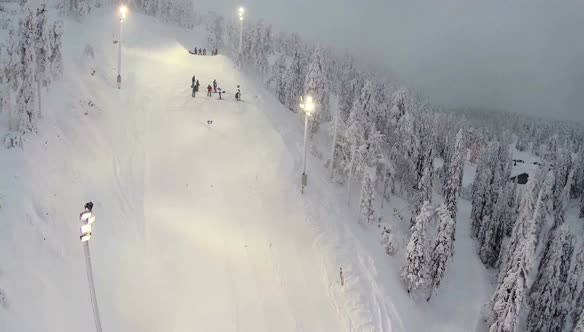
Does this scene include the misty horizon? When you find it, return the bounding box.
[196,0,584,123]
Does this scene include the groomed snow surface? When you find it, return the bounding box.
[0,9,491,331]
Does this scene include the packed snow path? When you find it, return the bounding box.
[70,12,343,332]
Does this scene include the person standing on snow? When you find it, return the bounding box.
[198,48,202,55]
[203,48,207,55]
[207,84,213,97]
[192,75,196,86]
[217,87,223,100]
[193,47,197,55]
[213,80,218,93]
[235,85,241,101]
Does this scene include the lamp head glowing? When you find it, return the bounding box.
[300,95,315,115]
[239,7,245,14]
[120,5,128,19]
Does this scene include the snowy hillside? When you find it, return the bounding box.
[0,7,504,332]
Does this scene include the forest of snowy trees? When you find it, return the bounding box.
[0,0,64,147]
[195,10,584,332]
[1,1,582,330]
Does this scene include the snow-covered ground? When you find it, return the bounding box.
[0,8,495,331]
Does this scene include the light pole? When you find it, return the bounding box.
[117,5,128,89]
[79,202,102,332]
[299,95,315,193]
[238,7,244,65]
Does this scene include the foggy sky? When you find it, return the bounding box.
[196,0,584,123]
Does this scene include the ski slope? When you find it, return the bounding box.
[0,8,494,332]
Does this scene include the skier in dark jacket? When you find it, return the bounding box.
[198,48,202,55]
[217,87,223,100]
[235,85,241,101]
[213,80,217,93]
[207,85,213,97]
[203,48,207,56]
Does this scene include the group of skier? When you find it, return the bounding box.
[191,47,219,56]
[191,76,241,101]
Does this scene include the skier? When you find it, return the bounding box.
[213,80,218,93]
[207,84,213,97]
[203,48,207,55]
[198,48,202,55]
[191,75,196,86]
[193,47,197,55]
[217,87,223,100]
[235,85,241,101]
[215,48,218,55]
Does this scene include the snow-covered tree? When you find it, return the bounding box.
[34,3,50,119]
[427,204,455,300]
[489,171,554,332]
[478,186,509,267]
[575,312,584,332]
[49,20,63,80]
[266,53,287,105]
[207,15,224,50]
[304,47,330,133]
[359,165,376,224]
[402,201,432,295]
[283,51,305,112]
[16,8,37,133]
[558,246,584,332]
[444,128,464,222]
[527,226,575,332]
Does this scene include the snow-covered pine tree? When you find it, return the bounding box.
[527,226,575,332]
[359,165,376,224]
[427,204,455,300]
[284,51,305,112]
[337,55,362,123]
[34,2,50,119]
[444,128,464,222]
[402,201,432,295]
[304,47,330,133]
[266,53,287,104]
[553,168,574,229]
[558,245,584,332]
[575,312,584,332]
[478,186,509,267]
[358,123,382,224]
[49,20,64,80]
[16,8,37,133]
[207,15,224,50]
[411,160,432,228]
[489,170,554,332]
[345,81,375,199]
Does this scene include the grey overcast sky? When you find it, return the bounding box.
[196,0,584,122]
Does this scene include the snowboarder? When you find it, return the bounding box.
[213,80,218,93]
[207,85,213,97]
[235,85,241,101]
[217,87,223,100]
